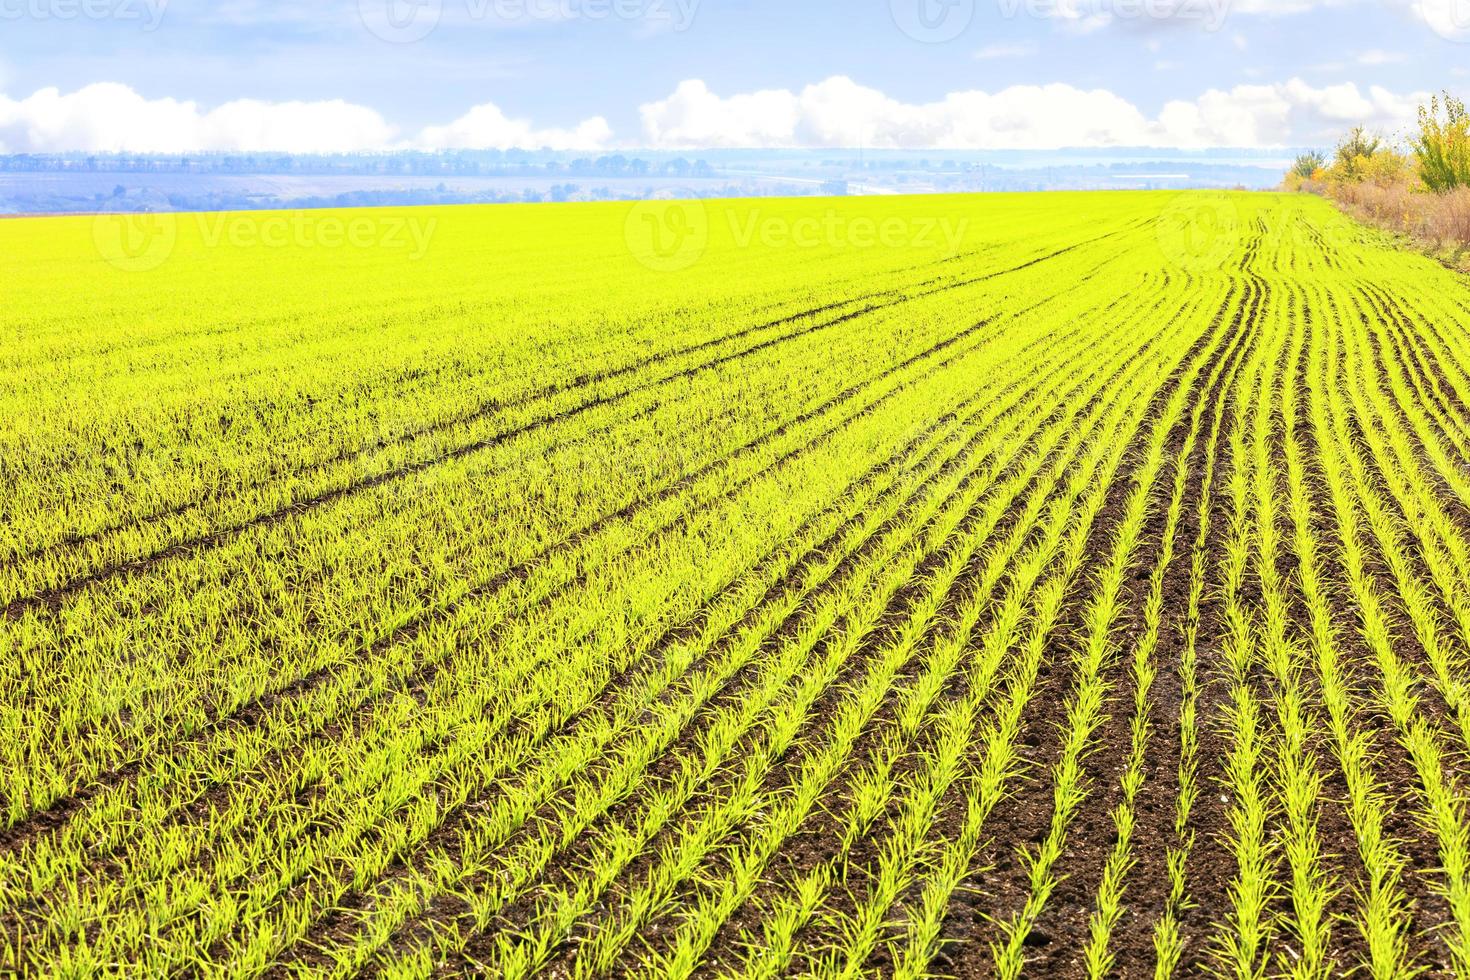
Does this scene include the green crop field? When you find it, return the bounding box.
[5,190,1470,978]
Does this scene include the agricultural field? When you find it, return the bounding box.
[4,189,1470,978]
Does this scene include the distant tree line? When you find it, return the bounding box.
[0,150,717,180]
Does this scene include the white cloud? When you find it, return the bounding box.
[638,79,803,148]
[0,83,613,154]
[975,42,1040,59]
[641,76,1154,149]
[416,102,612,151]
[0,77,1431,156]
[639,76,1428,150]
[203,99,398,153]
[1157,79,1426,145]
[0,83,394,154]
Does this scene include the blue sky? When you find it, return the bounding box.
[0,0,1467,152]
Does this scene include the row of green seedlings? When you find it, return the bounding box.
[382,286,1194,980]
[817,286,1235,980]
[373,279,1199,975]
[1362,281,1470,743]
[682,288,1220,980]
[1367,283,1470,469]
[1083,284,1257,980]
[1,277,994,821]
[1294,279,1470,975]
[1331,285,1470,969]
[0,282,1105,975]
[1149,283,1253,976]
[984,288,1235,980]
[0,237,975,596]
[1230,281,1336,980]
[2,320,1011,963]
[1356,280,1470,707]
[1208,277,1287,980]
[0,198,1113,560]
[252,297,1123,979]
[1,227,1103,610]
[1289,278,1416,980]
[0,265,1041,845]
